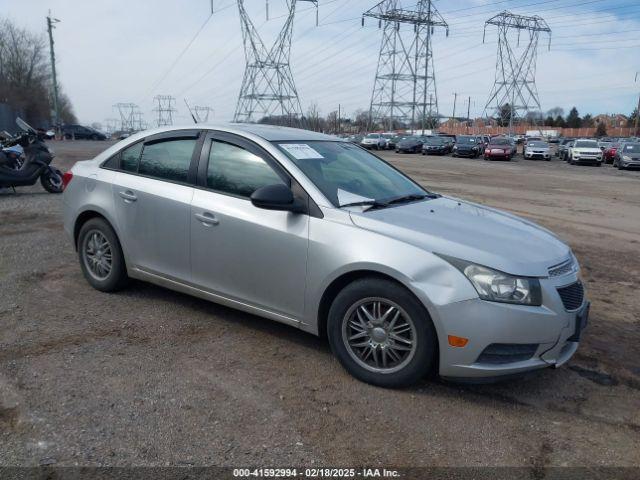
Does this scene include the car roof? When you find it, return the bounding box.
[120,123,341,142]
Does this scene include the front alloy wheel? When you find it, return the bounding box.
[342,298,417,374]
[328,278,437,387]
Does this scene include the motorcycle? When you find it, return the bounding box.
[0,118,63,194]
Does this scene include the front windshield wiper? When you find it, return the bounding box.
[339,200,389,211]
[386,193,440,205]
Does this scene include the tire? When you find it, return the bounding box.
[40,169,63,193]
[77,218,129,292]
[327,277,437,388]
[64,133,72,140]
[91,134,98,141]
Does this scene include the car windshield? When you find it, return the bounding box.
[490,138,510,145]
[425,137,445,145]
[457,136,475,144]
[365,134,379,139]
[275,141,428,208]
[575,140,598,148]
[528,141,548,148]
[402,136,420,142]
[623,143,640,153]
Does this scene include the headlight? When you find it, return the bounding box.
[623,155,632,161]
[453,146,457,150]
[438,255,542,306]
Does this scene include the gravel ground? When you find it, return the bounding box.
[0,140,639,469]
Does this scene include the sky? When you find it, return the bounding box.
[2,0,639,126]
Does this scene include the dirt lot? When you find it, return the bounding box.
[0,140,639,469]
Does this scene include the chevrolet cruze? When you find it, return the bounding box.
[62,124,589,387]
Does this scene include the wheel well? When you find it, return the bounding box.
[317,270,422,340]
[73,211,107,249]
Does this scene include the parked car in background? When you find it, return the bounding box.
[62,124,108,140]
[386,135,403,151]
[360,133,387,150]
[484,137,515,161]
[524,137,543,148]
[603,141,621,164]
[381,133,396,150]
[556,138,574,159]
[568,139,603,166]
[524,141,551,161]
[481,135,491,148]
[396,135,426,154]
[613,142,640,169]
[346,134,364,145]
[438,135,456,153]
[63,123,588,387]
[421,136,448,155]
[452,135,482,158]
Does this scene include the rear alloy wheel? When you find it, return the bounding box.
[328,278,437,388]
[78,218,129,292]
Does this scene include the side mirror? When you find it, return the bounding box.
[251,184,304,213]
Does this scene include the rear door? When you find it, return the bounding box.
[190,131,309,320]
[110,130,202,282]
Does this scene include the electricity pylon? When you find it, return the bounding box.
[233,0,317,125]
[153,95,177,127]
[194,106,214,123]
[363,0,448,131]
[482,11,551,132]
[114,103,139,133]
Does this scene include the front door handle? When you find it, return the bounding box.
[118,190,137,202]
[194,212,219,226]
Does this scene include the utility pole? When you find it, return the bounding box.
[467,96,471,133]
[46,13,61,133]
[452,92,458,120]
[635,72,639,137]
[337,104,341,135]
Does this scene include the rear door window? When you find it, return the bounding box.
[121,142,143,172]
[138,139,197,183]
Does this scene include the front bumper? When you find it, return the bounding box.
[573,155,602,164]
[620,159,640,168]
[485,151,510,159]
[433,272,587,379]
[525,151,550,159]
[423,147,446,154]
[454,149,478,157]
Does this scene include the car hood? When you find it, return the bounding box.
[574,148,600,153]
[456,143,477,149]
[349,196,570,277]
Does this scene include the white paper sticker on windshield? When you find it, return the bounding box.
[280,143,324,159]
[337,189,373,208]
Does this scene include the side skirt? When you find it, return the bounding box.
[129,267,302,329]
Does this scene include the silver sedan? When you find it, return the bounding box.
[63,124,588,387]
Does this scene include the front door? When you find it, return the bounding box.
[190,133,309,320]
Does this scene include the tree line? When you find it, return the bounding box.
[0,17,76,129]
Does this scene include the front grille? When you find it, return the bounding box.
[476,343,539,364]
[548,258,575,277]
[557,281,584,311]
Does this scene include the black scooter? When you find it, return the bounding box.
[0,118,63,194]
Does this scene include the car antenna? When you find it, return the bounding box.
[183,99,198,124]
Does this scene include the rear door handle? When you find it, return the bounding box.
[194,212,219,226]
[118,190,137,202]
